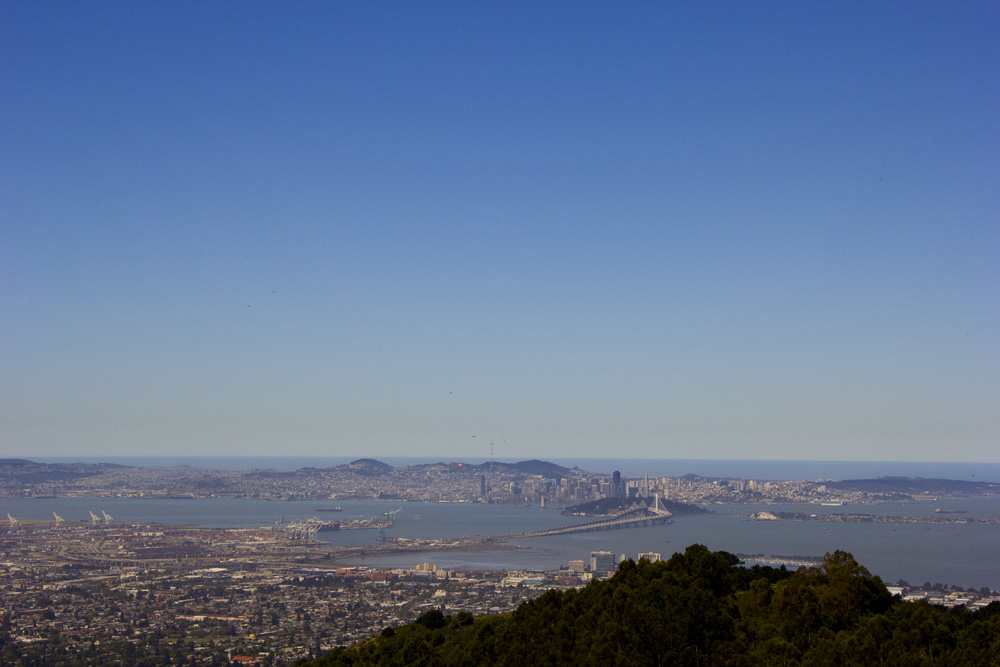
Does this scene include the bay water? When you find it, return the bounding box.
[4,494,999,590]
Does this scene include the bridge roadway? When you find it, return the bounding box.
[503,500,673,539]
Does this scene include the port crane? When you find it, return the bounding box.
[53,511,64,525]
[101,510,113,524]
[280,518,319,541]
[377,506,402,540]
[7,513,17,529]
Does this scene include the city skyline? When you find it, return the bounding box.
[2,2,998,462]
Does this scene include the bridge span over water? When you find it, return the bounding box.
[506,496,672,539]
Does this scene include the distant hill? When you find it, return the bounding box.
[827,477,1000,495]
[344,459,394,475]
[408,461,466,472]
[0,460,129,484]
[480,459,572,477]
[307,545,1000,667]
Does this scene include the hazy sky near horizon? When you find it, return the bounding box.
[2,2,998,462]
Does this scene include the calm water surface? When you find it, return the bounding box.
[4,496,999,590]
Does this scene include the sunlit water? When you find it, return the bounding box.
[4,495,999,590]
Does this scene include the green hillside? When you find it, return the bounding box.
[307,545,1000,666]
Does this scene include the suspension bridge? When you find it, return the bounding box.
[508,495,672,539]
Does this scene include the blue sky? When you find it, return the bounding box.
[2,2,997,462]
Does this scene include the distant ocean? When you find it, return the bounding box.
[30,456,1000,483]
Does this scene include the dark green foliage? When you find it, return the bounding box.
[306,545,999,667]
[415,609,447,630]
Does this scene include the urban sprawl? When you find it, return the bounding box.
[2,459,999,666]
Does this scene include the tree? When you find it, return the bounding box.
[304,546,998,667]
[415,609,447,631]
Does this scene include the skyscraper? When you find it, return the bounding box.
[590,550,616,577]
